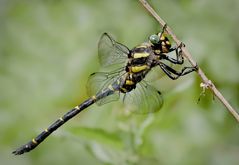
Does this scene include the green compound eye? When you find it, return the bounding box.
[149,34,160,44]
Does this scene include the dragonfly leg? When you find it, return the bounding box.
[160,42,185,64]
[158,62,197,80]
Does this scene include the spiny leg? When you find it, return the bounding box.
[158,62,179,80]
[158,62,197,80]
[160,42,185,64]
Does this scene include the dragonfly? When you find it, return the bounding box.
[13,26,197,155]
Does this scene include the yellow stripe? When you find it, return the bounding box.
[137,45,147,48]
[108,85,114,91]
[131,65,148,73]
[44,129,48,132]
[120,87,127,93]
[59,117,64,121]
[155,49,161,54]
[32,139,37,144]
[75,105,80,110]
[91,95,96,100]
[160,34,165,40]
[126,80,134,85]
[133,52,149,59]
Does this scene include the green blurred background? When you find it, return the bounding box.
[1,0,239,164]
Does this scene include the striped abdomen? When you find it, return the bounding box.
[12,87,116,155]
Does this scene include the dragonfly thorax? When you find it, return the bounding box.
[120,44,155,93]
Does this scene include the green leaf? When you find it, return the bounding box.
[68,126,123,150]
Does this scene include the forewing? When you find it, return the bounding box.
[98,33,129,69]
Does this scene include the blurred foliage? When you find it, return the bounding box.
[0,0,239,165]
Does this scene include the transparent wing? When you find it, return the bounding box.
[144,67,166,82]
[143,59,174,82]
[98,33,129,69]
[86,68,125,106]
[123,81,163,114]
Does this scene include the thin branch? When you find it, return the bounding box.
[139,0,239,122]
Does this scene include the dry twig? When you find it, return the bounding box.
[139,0,239,122]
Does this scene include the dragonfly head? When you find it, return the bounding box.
[149,34,160,45]
[149,33,172,54]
